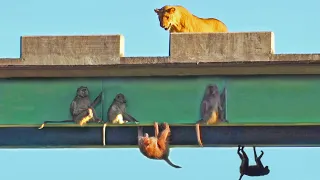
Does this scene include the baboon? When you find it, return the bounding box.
[137,122,181,168]
[238,145,270,180]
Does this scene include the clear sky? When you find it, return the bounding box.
[0,0,319,179]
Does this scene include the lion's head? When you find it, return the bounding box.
[154,6,181,31]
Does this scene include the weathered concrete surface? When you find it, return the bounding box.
[1,32,320,66]
[20,35,124,65]
[119,54,320,64]
[169,32,275,62]
[271,54,320,61]
[0,58,22,66]
[3,54,320,65]
[120,57,170,64]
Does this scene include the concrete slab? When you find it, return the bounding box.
[120,57,170,64]
[1,32,320,66]
[20,35,124,65]
[169,32,275,62]
[272,54,320,61]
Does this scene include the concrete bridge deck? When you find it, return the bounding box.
[0,31,319,148]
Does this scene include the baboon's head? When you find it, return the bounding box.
[205,84,219,96]
[138,133,151,146]
[114,93,127,103]
[77,86,89,98]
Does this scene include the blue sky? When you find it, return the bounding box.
[1,0,320,57]
[0,147,317,180]
[0,0,319,179]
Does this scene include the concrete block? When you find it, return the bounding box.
[272,54,320,61]
[21,35,124,65]
[169,32,275,62]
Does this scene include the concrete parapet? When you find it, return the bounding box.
[20,35,124,65]
[1,32,320,66]
[169,32,275,62]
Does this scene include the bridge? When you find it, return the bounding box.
[0,31,320,148]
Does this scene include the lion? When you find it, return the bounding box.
[154,5,228,33]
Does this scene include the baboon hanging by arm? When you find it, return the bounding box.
[238,145,270,180]
[137,122,181,168]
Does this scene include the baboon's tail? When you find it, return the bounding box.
[164,157,182,168]
[38,120,74,129]
[195,122,203,147]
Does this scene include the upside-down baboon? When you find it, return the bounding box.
[238,145,270,180]
[137,122,181,168]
